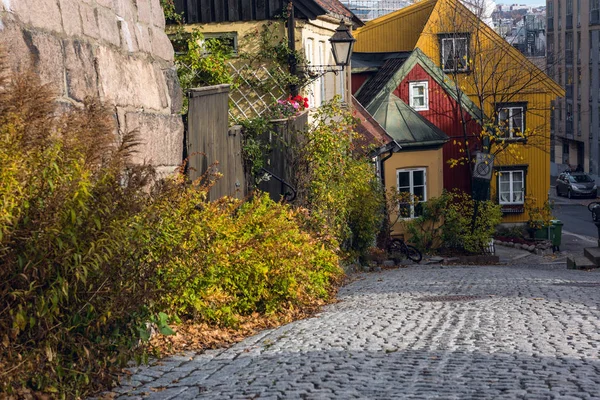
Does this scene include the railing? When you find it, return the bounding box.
[259,168,297,202]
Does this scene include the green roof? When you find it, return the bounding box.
[367,93,448,149]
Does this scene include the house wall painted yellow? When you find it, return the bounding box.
[384,148,445,236]
[355,0,564,224]
[176,18,351,112]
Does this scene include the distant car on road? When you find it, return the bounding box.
[556,172,598,199]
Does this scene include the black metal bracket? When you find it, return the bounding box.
[259,168,297,202]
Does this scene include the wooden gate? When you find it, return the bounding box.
[187,84,246,200]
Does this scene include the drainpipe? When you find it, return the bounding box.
[378,140,402,186]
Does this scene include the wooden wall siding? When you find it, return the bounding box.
[258,112,308,202]
[394,63,481,195]
[174,0,287,23]
[188,85,246,200]
[351,73,372,95]
[353,0,436,53]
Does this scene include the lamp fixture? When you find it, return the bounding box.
[297,20,356,82]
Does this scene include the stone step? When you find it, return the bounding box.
[567,256,598,270]
[583,247,600,265]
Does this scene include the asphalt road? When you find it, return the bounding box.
[550,186,599,238]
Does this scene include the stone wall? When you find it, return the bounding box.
[0,0,183,173]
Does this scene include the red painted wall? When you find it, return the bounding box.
[351,72,373,95]
[393,64,482,195]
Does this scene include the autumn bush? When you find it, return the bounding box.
[0,61,341,397]
[403,190,502,254]
[295,98,384,258]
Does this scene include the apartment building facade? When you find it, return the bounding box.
[547,0,600,175]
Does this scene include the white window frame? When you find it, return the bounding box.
[396,168,427,218]
[497,106,525,138]
[498,170,525,205]
[441,36,469,72]
[409,81,429,111]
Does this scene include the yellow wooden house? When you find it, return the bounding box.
[353,0,564,224]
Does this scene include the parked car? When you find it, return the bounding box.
[556,172,598,198]
[589,201,600,222]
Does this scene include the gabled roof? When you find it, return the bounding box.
[367,93,448,148]
[351,96,393,153]
[354,53,411,106]
[352,0,563,96]
[353,0,437,52]
[314,0,365,26]
[356,48,484,122]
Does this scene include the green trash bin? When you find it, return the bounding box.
[549,220,563,252]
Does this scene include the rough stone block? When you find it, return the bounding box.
[58,0,82,36]
[80,3,100,39]
[96,6,121,46]
[124,111,183,167]
[95,0,113,8]
[119,20,139,52]
[583,247,600,266]
[163,66,183,114]
[136,0,153,23]
[112,0,136,21]
[64,39,99,101]
[134,23,153,53]
[150,26,174,61]
[567,256,596,270]
[150,0,165,29]
[20,30,66,96]
[96,46,166,110]
[11,0,62,33]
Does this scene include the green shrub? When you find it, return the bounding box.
[403,191,502,254]
[0,63,342,397]
[295,97,384,258]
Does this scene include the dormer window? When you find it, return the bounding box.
[439,33,470,72]
[409,81,429,111]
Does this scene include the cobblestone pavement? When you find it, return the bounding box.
[111,264,600,399]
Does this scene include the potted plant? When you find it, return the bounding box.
[524,196,553,239]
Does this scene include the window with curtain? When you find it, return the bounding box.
[397,168,427,218]
[498,170,525,205]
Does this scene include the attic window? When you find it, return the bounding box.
[439,33,470,73]
[409,81,429,111]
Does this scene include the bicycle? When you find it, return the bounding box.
[387,237,422,263]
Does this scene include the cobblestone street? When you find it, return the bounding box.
[112,264,600,399]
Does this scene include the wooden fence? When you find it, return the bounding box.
[186,84,309,203]
[258,112,309,202]
[187,84,245,200]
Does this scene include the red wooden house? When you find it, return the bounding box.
[353,48,484,196]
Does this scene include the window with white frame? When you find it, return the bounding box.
[409,81,429,111]
[305,39,315,107]
[397,168,427,218]
[496,103,526,138]
[498,170,525,205]
[439,34,469,72]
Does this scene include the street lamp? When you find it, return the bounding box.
[329,20,356,68]
[297,20,356,82]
